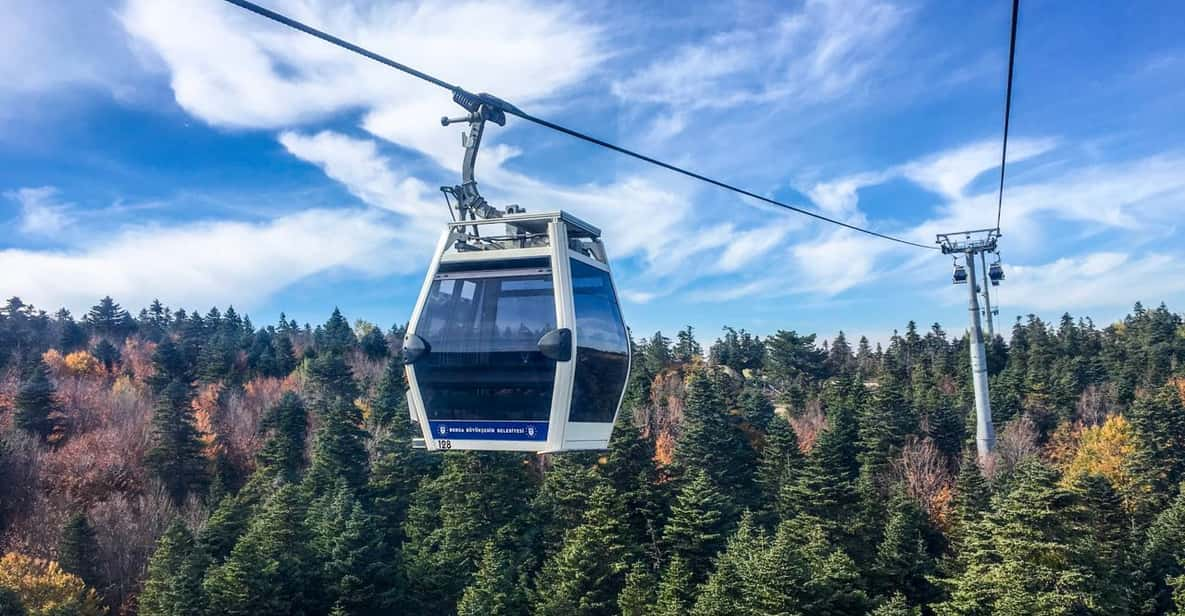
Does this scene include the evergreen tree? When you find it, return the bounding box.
[949,447,990,552]
[316,308,356,355]
[872,594,921,616]
[532,453,602,558]
[457,541,528,616]
[738,385,775,430]
[617,564,657,616]
[305,396,370,494]
[598,414,666,557]
[663,470,732,583]
[145,380,208,504]
[255,392,308,483]
[147,339,192,395]
[781,385,861,541]
[873,491,941,608]
[654,557,695,616]
[14,359,57,440]
[93,338,120,372]
[1130,384,1185,497]
[139,520,206,616]
[85,296,133,339]
[533,485,634,616]
[402,452,534,612]
[309,484,397,614]
[371,356,408,427]
[691,512,764,616]
[58,512,100,590]
[359,327,389,360]
[644,331,673,372]
[203,485,317,615]
[674,325,702,363]
[937,458,1105,615]
[57,312,87,353]
[197,493,256,565]
[756,413,803,520]
[1139,484,1185,615]
[673,373,755,506]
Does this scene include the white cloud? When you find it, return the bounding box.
[0,1,141,100]
[120,0,604,170]
[900,137,1058,200]
[6,186,74,236]
[611,0,905,115]
[985,252,1185,313]
[0,208,407,314]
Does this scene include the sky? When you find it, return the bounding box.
[2,0,1184,345]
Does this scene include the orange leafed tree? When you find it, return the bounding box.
[0,552,106,615]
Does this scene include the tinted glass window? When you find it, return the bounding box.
[569,259,629,423]
[414,269,557,421]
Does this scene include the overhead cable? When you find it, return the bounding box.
[223,0,937,250]
[995,0,1020,232]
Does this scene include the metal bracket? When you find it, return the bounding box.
[439,89,524,225]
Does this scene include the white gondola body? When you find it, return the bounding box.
[403,211,630,452]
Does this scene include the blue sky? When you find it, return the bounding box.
[2,0,1184,345]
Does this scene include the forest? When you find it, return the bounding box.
[0,294,1184,615]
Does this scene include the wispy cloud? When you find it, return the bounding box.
[979,252,1185,313]
[611,0,905,116]
[6,186,74,236]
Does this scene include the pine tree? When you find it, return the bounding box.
[1069,473,1131,613]
[309,484,397,614]
[598,413,666,558]
[673,373,755,506]
[145,379,208,505]
[139,520,206,616]
[197,493,256,565]
[691,512,764,616]
[532,452,602,558]
[872,594,921,616]
[738,385,774,430]
[203,485,317,615]
[663,470,732,583]
[304,395,370,495]
[1130,384,1185,497]
[937,458,1100,615]
[359,327,389,360]
[457,541,528,616]
[316,308,356,355]
[756,413,803,520]
[674,326,702,363]
[781,387,861,541]
[654,557,695,616]
[85,296,133,339]
[533,485,635,616]
[873,490,941,608]
[617,564,657,616]
[58,313,87,353]
[14,359,57,440]
[255,392,307,483]
[93,338,120,372]
[949,447,990,552]
[58,512,100,590]
[147,339,191,395]
[1139,483,1185,615]
[370,357,406,426]
[402,452,535,612]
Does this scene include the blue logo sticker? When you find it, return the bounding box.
[429,420,550,441]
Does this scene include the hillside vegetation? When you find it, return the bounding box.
[1,295,1184,615]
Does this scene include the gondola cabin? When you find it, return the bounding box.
[403,211,630,452]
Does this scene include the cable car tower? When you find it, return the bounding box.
[400,90,631,453]
[937,228,1004,461]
